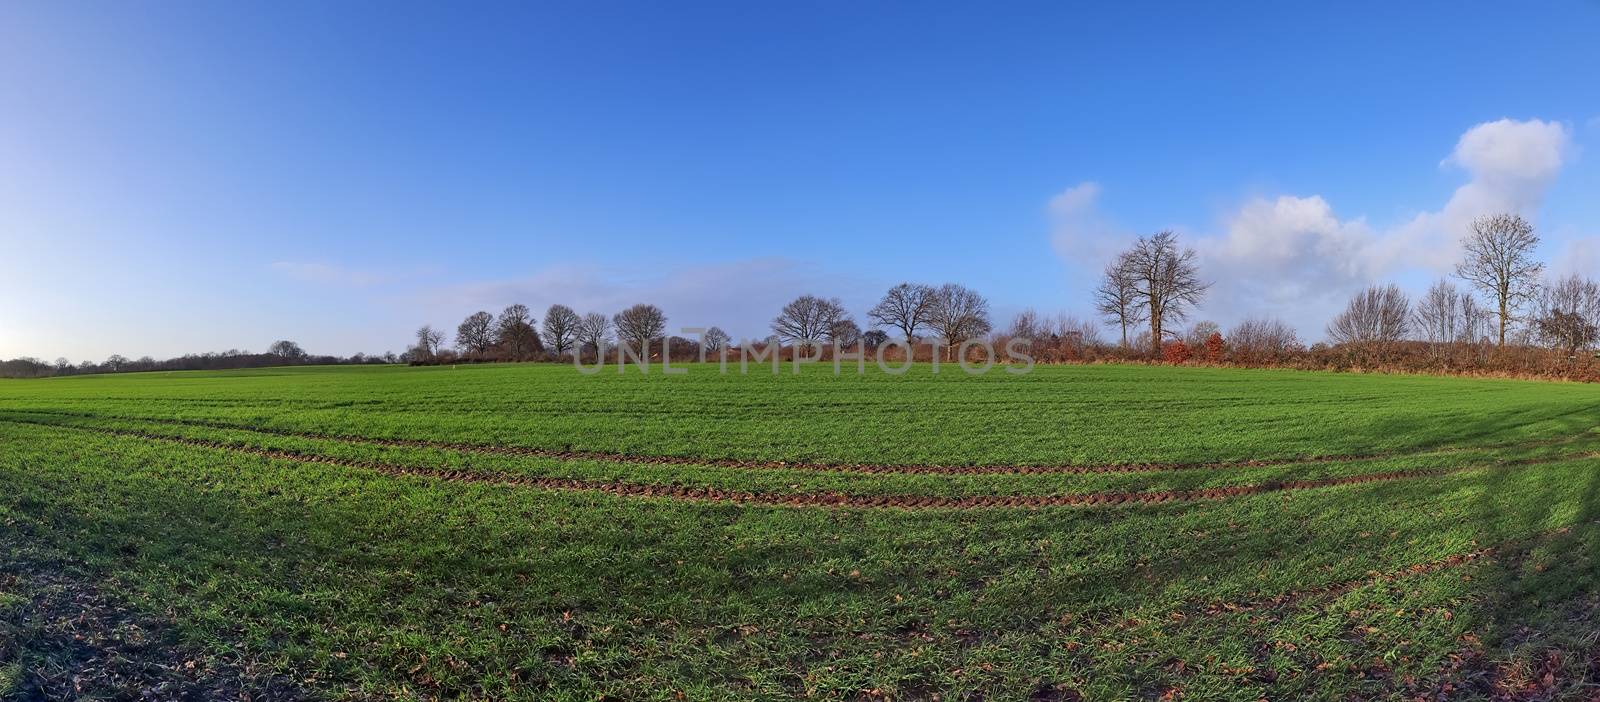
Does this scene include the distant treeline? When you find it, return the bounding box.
[0,340,396,379]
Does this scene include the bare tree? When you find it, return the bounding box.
[267,340,306,362]
[701,327,731,355]
[1226,317,1302,363]
[868,283,937,343]
[1093,252,1148,347]
[1045,313,1103,360]
[577,312,612,355]
[927,283,992,358]
[1327,284,1410,351]
[456,311,496,356]
[772,295,847,347]
[1184,320,1221,350]
[1454,213,1544,347]
[415,325,444,360]
[495,304,543,361]
[542,304,581,357]
[1008,308,1042,340]
[613,304,667,355]
[1411,280,1463,355]
[1119,231,1209,352]
[831,318,862,347]
[1534,274,1600,360]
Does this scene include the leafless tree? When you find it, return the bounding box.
[701,327,731,355]
[772,295,847,347]
[495,304,543,360]
[1454,213,1544,347]
[868,283,937,343]
[1008,308,1042,340]
[415,325,444,359]
[267,340,306,362]
[1119,231,1209,352]
[1093,251,1148,347]
[1045,313,1103,359]
[613,303,667,355]
[1458,295,1490,345]
[1411,280,1463,354]
[577,312,612,355]
[456,311,496,356]
[830,319,862,347]
[1327,284,1410,351]
[1534,274,1600,360]
[542,304,581,357]
[927,283,992,358]
[1051,314,1103,348]
[1184,320,1221,350]
[1226,317,1302,363]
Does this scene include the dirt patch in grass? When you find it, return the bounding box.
[0,536,305,701]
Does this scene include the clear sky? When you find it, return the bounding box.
[3,1,1598,361]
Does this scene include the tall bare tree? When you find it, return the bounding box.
[772,295,847,347]
[613,303,667,355]
[926,283,992,358]
[495,304,542,360]
[1411,280,1463,352]
[577,312,612,355]
[1327,284,1410,349]
[867,283,936,343]
[415,325,444,359]
[1118,231,1208,352]
[542,304,581,357]
[1093,251,1148,347]
[1454,213,1544,347]
[456,311,496,356]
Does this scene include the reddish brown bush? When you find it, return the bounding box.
[1162,339,1191,365]
[1203,332,1225,364]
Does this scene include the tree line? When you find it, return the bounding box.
[6,212,1597,380]
[0,341,396,379]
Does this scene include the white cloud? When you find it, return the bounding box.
[1380,118,1573,270]
[1444,118,1570,184]
[1198,195,1379,327]
[1047,181,1128,265]
[1050,118,1576,340]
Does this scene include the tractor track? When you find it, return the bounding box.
[2,417,1578,510]
[2,408,1587,477]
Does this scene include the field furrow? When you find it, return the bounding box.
[5,416,1587,510]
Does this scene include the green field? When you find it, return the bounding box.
[2,363,1598,700]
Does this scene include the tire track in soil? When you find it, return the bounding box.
[3,408,1589,478]
[4,418,1584,511]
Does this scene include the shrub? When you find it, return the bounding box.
[1203,332,1225,364]
[1162,339,1191,365]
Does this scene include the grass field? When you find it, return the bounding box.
[2,363,1599,700]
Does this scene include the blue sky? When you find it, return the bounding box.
[2,1,1598,360]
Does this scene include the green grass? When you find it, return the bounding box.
[2,363,1599,700]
